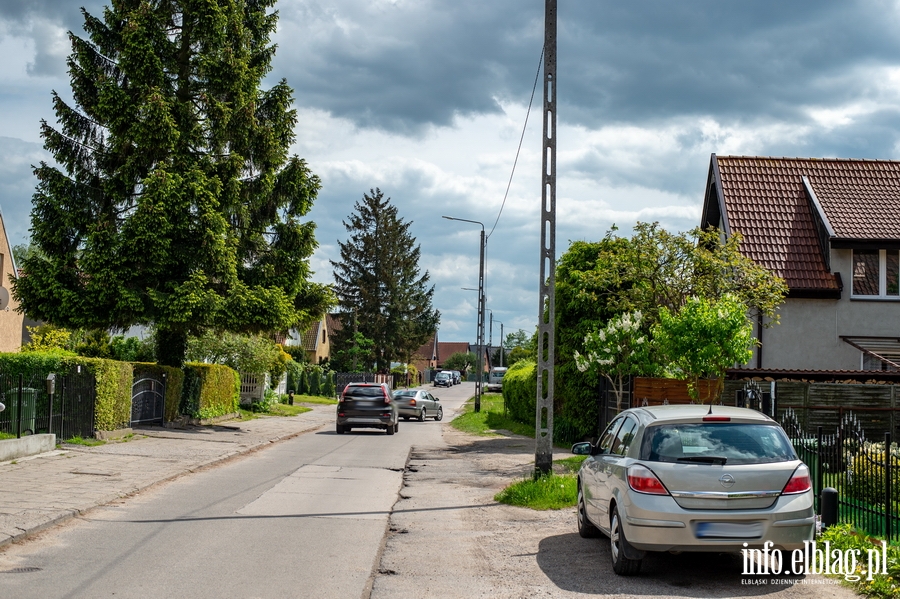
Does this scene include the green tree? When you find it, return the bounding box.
[444,351,476,376]
[556,222,786,435]
[12,0,331,367]
[329,331,375,373]
[186,331,281,375]
[331,189,440,373]
[652,294,755,402]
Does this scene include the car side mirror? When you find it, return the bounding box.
[571,442,592,456]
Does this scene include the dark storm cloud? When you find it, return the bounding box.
[0,1,106,31]
[276,0,546,134]
[276,0,900,139]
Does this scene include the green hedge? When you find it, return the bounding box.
[502,359,536,424]
[0,352,132,432]
[180,363,240,420]
[132,362,184,422]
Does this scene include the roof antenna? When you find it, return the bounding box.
[707,401,713,415]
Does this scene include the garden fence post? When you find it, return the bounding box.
[817,426,824,508]
[15,373,23,439]
[886,432,892,541]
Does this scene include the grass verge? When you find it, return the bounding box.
[494,473,578,510]
[450,393,578,449]
[817,523,900,598]
[60,435,106,447]
[282,394,337,406]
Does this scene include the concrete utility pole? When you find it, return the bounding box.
[535,0,557,476]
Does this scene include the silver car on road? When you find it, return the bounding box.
[572,405,814,575]
[392,389,443,422]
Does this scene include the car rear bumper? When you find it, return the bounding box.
[336,416,395,428]
[620,492,815,553]
[397,406,421,417]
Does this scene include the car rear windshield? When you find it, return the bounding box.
[344,387,386,398]
[393,390,415,397]
[640,423,797,465]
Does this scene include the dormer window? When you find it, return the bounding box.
[852,249,900,298]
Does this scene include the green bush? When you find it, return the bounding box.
[181,363,239,420]
[297,370,308,395]
[844,444,900,510]
[286,360,302,394]
[502,359,536,424]
[308,365,322,396]
[0,352,132,432]
[322,370,335,398]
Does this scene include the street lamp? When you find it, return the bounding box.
[444,215,486,412]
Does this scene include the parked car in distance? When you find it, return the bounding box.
[336,382,398,435]
[486,366,508,392]
[450,370,461,385]
[392,389,443,422]
[433,371,452,387]
[573,405,814,576]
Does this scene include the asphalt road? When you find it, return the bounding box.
[0,383,473,599]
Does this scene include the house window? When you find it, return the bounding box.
[862,352,899,371]
[852,249,900,298]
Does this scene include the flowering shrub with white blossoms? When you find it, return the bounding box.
[574,311,656,410]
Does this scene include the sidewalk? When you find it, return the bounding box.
[0,403,335,547]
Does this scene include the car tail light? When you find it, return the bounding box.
[702,416,731,421]
[383,392,391,404]
[627,464,669,495]
[409,399,417,406]
[782,465,812,495]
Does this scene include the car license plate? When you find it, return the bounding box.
[695,521,763,539]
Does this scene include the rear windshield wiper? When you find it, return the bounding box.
[676,456,727,465]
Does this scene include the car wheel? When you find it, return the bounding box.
[386,422,395,435]
[394,422,399,433]
[336,423,345,435]
[434,407,443,421]
[610,506,641,575]
[577,487,599,538]
[418,409,426,422]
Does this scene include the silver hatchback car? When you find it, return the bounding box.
[573,405,814,575]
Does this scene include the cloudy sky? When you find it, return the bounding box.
[3,1,900,344]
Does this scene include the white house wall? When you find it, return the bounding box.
[752,248,900,371]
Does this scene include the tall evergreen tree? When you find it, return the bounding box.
[12,0,332,366]
[331,189,439,373]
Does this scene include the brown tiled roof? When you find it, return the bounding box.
[706,156,900,292]
[301,320,321,352]
[326,313,341,334]
[437,342,470,362]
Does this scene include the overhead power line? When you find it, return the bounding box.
[487,48,544,242]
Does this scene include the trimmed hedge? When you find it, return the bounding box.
[502,359,537,424]
[0,352,132,432]
[180,363,240,420]
[132,362,184,422]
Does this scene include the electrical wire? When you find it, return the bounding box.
[486,47,544,242]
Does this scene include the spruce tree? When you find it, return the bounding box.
[331,189,440,373]
[13,0,332,366]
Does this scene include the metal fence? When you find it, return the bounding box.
[782,408,899,543]
[0,368,97,441]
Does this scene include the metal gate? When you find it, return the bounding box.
[131,375,165,425]
[0,368,97,440]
